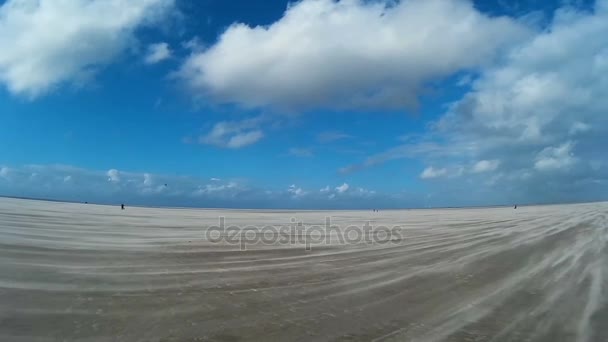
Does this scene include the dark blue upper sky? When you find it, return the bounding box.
[0,0,605,208]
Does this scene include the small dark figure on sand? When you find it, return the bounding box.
[121,204,125,210]
[514,205,518,209]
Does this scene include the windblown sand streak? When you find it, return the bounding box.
[0,198,607,341]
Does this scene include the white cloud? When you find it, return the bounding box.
[195,181,239,196]
[143,173,153,186]
[443,1,608,147]
[0,0,174,98]
[200,117,265,149]
[420,167,448,179]
[320,186,330,193]
[569,122,591,135]
[107,169,120,183]
[343,1,608,204]
[226,131,264,149]
[144,42,172,64]
[472,160,500,173]
[288,184,305,197]
[177,0,529,111]
[0,164,396,209]
[535,142,577,171]
[434,0,608,191]
[335,183,350,193]
[182,36,204,52]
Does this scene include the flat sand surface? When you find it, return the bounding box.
[1,198,607,342]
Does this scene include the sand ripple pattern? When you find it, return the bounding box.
[0,198,607,342]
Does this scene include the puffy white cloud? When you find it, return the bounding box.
[435,1,608,193]
[320,186,330,193]
[177,0,529,111]
[288,184,306,197]
[144,42,172,64]
[535,141,577,171]
[143,173,153,186]
[335,183,350,193]
[342,1,608,204]
[199,117,265,149]
[420,167,448,179]
[472,160,500,173]
[107,169,120,183]
[0,0,174,97]
[0,164,395,208]
[443,1,608,148]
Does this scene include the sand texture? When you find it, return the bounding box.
[1,198,607,342]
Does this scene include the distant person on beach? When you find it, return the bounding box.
[121,204,125,210]
[514,205,517,209]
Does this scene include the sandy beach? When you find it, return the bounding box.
[0,197,607,342]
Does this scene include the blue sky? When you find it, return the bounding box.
[0,0,606,208]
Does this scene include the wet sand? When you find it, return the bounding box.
[0,197,607,342]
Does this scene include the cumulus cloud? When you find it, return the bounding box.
[177,0,529,111]
[143,173,153,186]
[434,1,608,190]
[335,183,350,194]
[341,1,608,204]
[199,117,265,149]
[144,42,172,64]
[443,1,608,147]
[535,142,577,171]
[0,164,406,208]
[0,0,175,98]
[472,160,500,173]
[107,169,120,183]
[287,184,306,197]
[420,167,448,179]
